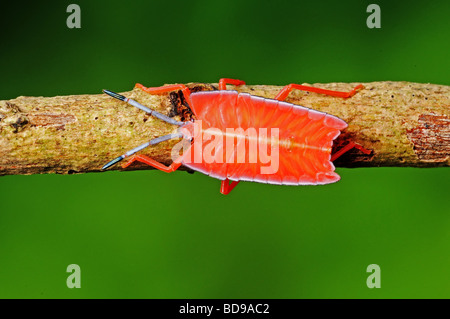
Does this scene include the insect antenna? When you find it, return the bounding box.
[101,132,183,170]
[103,89,185,126]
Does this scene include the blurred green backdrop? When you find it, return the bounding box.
[0,0,449,298]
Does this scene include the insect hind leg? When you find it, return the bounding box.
[274,83,364,101]
[331,142,371,162]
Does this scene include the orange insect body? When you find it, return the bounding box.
[102,78,370,195]
[181,90,347,185]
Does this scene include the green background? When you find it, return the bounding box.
[0,0,449,298]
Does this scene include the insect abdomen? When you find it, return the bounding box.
[182,91,347,185]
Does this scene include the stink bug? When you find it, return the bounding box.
[102,78,371,195]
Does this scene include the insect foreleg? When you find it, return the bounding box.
[135,83,192,103]
[101,133,183,170]
[121,154,183,172]
[103,89,185,126]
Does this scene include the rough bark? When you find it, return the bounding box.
[0,81,448,176]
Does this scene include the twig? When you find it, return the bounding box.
[0,81,448,176]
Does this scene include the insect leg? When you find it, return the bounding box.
[135,83,192,101]
[121,154,183,172]
[103,89,185,126]
[331,142,372,162]
[220,178,240,195]
[274,83,364,101]
[101,133,183,170]
[219,78,246,90]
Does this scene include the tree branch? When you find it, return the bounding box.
[0,81,448,176]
